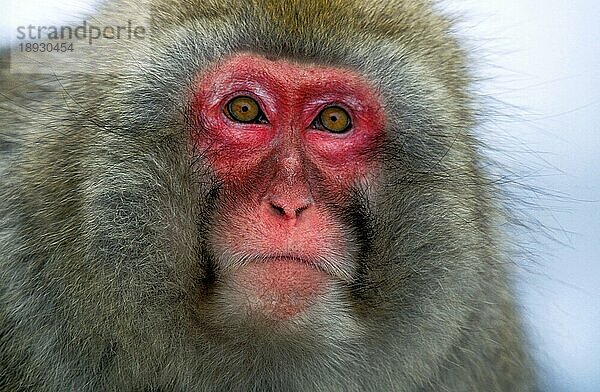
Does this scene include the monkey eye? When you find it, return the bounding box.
[225,96,267,124]
[314,106,351,133]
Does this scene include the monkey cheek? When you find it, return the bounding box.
[230,258,329,320]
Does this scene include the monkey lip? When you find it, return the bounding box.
[232,256,329,319]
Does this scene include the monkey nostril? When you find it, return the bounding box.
[294,198,314,216]
[268,196,313,220]
[271,203,286,216]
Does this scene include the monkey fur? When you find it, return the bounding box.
[0,0,536,391]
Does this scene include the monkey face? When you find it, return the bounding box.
[188,53,385,323]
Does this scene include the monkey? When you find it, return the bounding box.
[0,0,537,390]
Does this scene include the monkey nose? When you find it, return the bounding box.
[267,194,314,220]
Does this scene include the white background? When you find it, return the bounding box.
[1,1,599,390]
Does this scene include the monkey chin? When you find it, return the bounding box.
[230,258,329,320]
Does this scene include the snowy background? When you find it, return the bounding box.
[1,1,599,390]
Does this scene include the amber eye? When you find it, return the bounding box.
[226,96,262,123]
[318,106,351,133]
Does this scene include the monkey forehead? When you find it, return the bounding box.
[194,52,385,112]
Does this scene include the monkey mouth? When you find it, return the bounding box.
[262,254,326,273]
[229,255,330,319]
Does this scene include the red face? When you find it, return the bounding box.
[192,53,385,320]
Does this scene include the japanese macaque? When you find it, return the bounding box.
[0,0,536,391]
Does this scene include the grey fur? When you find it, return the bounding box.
[0,0,536,390]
